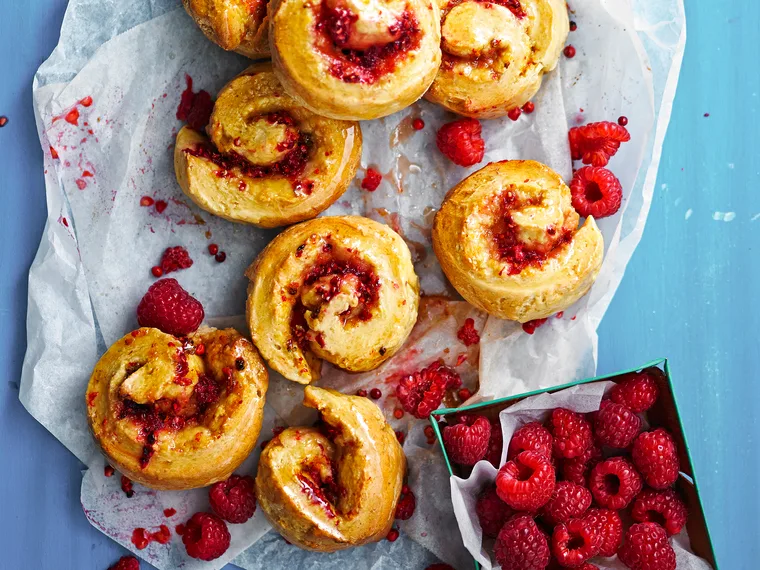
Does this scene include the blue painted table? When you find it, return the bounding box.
[1,1,756,568]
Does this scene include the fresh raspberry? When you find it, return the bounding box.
[548,408,592,459]
[560,444,601,486]
[160,246,193,274]
[475,484,513,538]
[568,121,631,167]
[583,508,623,557]
[182,512,231,561]
[541,481,591,526]
[395,488,416,520]
[495,450,556,511]
[395,361,461,418]
[551,517,601,568]
[508,422,553,461]
[632,429,680,490]
[589,457,642,509]
[208,475,256,524]
[443,415,491,466]
[631,488,687,536]
[457,317,480,346]
[494,515,550,570]
[610,371,660,413]
[136,278,204,336]
[486,419,504,467]
[108,556,140,570]
[361,168,382,191]
[593,400,641,448]
[618,522,676,570]
[436,118,485,167]
[569,166,623,219]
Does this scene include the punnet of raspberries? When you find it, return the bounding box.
[182,512,231,561]
[209,474,257,524]
[435,118,486,167]
[568,121,631,167]
[137,278,204,336]
[570,166,623,219]
[443,415,491,466]
[108,556,140,570]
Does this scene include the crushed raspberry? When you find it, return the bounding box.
[395,361,461,418]
[494,515,550,570]
[583,508,623,557]
[361,168,383,191]
[632,488,688,536]
[121,475,134,498]
[549,408,592,459]
[632,428,680,489]
[541,481,591,526]
[551,517,600,568]
[209,475,257,524]
[369,388,382,399]
[137,278,204,336]
[182,512,231,561]
[593,400,641,448]
[356,389,368,397]
[160,246,193,274]
[563,45,576,58]
[476,484,512,538]
[155,200,168,214]
[457,318,480,346]
[560,444,601,486]
[164,508,177,517]
[522,101,535,114]
[589,457,642,509]
[522,318,548,335]
[618,523,676,570]
[412,118,425,130]
[386,528,399,542]
[177,75,214,132]
[108,556,140,570]
[610,371,660,413]
[507,107,521,121]
[443,415,491,466]
[568,121,631,167]
[151,266,163,278]
[486,419,504,467]
[458,388,471,401]
[395,488,416,520]
[104,465,115,477]
[140,196,154,207]
[570,166,623,218]
[618,115,629,126]
[508,422,553,461]
[194,374,221,407]
[436,118,485,167]
[393,408,404,419]
[495,450,556,511]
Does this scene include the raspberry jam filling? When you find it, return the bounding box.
[491,190,573,276]
[297,460,342,519]
[315,5,422,84]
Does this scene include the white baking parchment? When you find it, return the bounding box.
[21,0,686,568]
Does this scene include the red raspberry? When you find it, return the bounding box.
[589,457,642,509]
[486,419,503,467]
[456,317,480,346]
[632,429,680,490]
[548,408,592,459]
[436,118,485,167]
[610,371,660,413]
[618,522,676,570]
[593,400,641,448]
[508,422,553,461]
[583,508,623,557]
[160,246,193,274]
[361,168,382,191]
[495,450,555,511]
[396,361,461,418]
[494,515,550,570]
[551,517,601,568]
[560,444,601,486]
[475,484,513,538]
[395,488,416,520]
[442,415,491,466]
[569,166,623,219]
[631,488,687,536]
[568,121,631,167]
[541,481,591,526]
[108,556,140,570]
[136,278,204,336]
[182,512,231,561]
[208,475,256,524]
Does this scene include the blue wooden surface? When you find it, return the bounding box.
[1,1,757,568]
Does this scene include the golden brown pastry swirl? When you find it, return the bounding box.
[86,327,268,490]
[183,0,270,59]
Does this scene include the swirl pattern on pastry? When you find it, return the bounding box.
[86,327,268,490]
[256,386,405,551]
[175,63,362,228]
[183,0,270,59]
[432,160,603,322]
[268,0,442,120]
[245,216,420,384]
[425,0,568,118]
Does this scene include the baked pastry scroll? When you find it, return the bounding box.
[425,0,569,118]
[433,160,603,322]
[256,386,405,551]
[86,327,268,490]
[245,216,420,384]
[175,63,362,228]
[268,0,442,120]
[183,0,270,59]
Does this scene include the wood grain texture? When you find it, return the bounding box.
[0,1,756,568]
